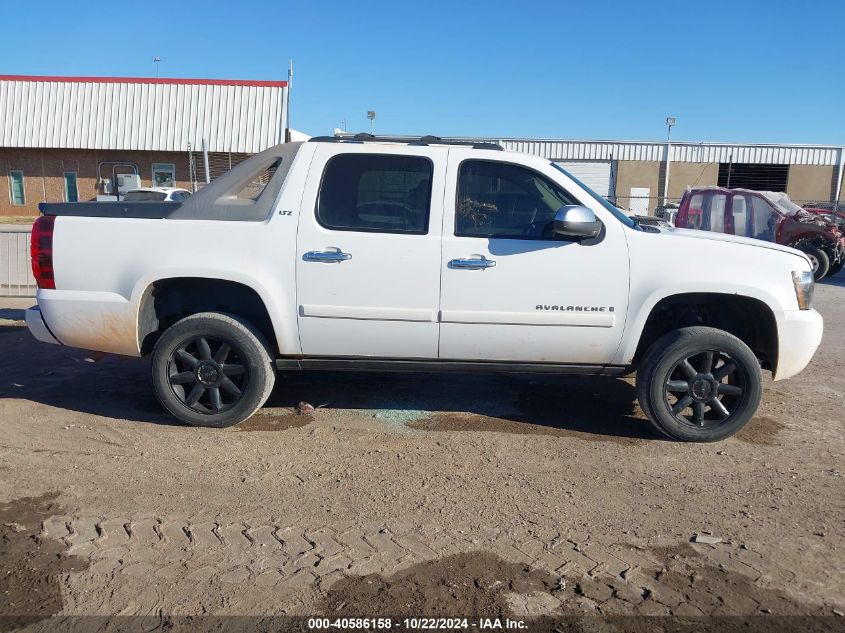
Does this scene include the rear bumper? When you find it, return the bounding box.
[773,308,823,380]
[34,289,140,356]
[25,306,61,345]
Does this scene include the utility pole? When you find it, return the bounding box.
[663,116,676,209]
[285,60,293,142]
[153,56,161,78]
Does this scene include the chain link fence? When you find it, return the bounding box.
[612,194,843,223]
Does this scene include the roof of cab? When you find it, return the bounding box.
[309,133,504,151]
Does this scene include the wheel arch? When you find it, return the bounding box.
[135,275,282,356]
[788,231,836,251]
[623,291,779,374]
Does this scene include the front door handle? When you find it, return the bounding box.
[303,248,352,263]
[448,256,496,270]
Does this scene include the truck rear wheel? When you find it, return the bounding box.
[150,312,275,428]
[636,327,762,442]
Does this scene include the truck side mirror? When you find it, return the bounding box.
[553,205,602,240]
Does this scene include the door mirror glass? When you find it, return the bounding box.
[553,205,602,239]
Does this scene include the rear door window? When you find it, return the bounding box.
[731,195,749,236]
[708,194,727,233]
[316,154,433,234]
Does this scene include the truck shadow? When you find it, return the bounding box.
[0,325,655,440]
[267,370,656,442]
[819,274,845,288]
[0,326,174,426]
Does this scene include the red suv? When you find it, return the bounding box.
[676,187,845,280]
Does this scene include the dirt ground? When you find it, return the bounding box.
[1,279,844,631]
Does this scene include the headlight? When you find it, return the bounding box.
[792,270,814,310]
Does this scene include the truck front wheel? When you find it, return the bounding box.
[798,246,829,280]
[150,312,275,427]
[635,327,762,442]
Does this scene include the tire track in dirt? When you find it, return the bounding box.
[12,510,842,618]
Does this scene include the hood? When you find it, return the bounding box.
[657,226,809,259]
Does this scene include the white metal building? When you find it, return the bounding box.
[1,74,289,214]
[463,137,845,211]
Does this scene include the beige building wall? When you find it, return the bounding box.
[667,162,718,199]
[786,165,836,204]
[1,149,43,217]
[613,160,843,213]
[612,160,717,213]
[614,160,660,212]
[1,149,193,216]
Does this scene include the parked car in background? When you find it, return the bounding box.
[653,202,680,225]
[802,202,845,230]
[676,187,845,279]
[122,187,192,202]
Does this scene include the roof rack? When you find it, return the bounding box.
[308,133,503,151]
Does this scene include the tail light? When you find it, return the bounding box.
[31,215,56,289]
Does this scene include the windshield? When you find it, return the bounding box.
[550,163,637,229]
[760,191,802,217]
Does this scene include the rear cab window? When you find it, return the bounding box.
[123,190,167,202]
[316,154,433,234]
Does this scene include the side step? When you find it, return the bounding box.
[275,357,628,376]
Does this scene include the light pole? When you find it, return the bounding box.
[367,110,376,135]
[662,116,676,209]
[153,56,161,78]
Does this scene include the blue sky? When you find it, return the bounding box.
[3,0,843,144]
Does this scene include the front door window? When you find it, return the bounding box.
[456,160,577,239]
[751,197,778,241]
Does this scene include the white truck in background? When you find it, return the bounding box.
[27,134,822,441]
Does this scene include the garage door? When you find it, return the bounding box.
[554,161,613,198]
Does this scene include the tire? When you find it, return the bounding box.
[635,327,762,442]
[150,312,275,428]
[827,258,844,276]
[798,245,830,280]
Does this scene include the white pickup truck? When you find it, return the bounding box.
[27,134,823,441]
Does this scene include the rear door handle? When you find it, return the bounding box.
[303,248,352,263]
[448,256,496,270]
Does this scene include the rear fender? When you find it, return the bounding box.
[130,269,295,356]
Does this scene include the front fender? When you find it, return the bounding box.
[614,282,785,366]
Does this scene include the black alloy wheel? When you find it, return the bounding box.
[663,349,747,428]
[167,335,248,414]
[636,326,763,442]
[150,312,275,428]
